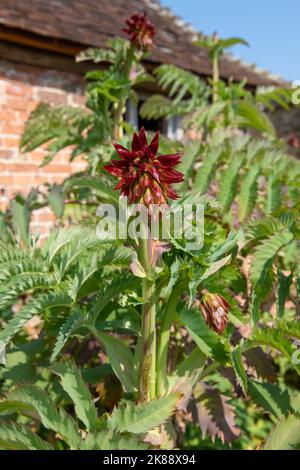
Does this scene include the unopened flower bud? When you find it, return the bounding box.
[200,293,229,335]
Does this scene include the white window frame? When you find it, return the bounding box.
[126,96,183,141]
[166,115,183,141]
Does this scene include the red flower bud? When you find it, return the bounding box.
[287,133,300,149]
[200,293,230,335]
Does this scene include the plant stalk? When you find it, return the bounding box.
[113,44,135,141]
[212,53,219,104]
[113,100,125,141]
[156,283,183,395]
[139,237,156,402]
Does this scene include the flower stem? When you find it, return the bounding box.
[139,237,156,402]
[113,100,125,141]
[113,45,135,141]
[212,53,219,103]
[156,283,183,395]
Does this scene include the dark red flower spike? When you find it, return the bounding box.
[104,128,183,206]
[123,12,156,52]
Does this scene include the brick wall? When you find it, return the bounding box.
[0,60,87,237]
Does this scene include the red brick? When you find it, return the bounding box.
[6,83,33,97]
[6,97,36,111]
[37,212,57,222]
[69,94,86,106]
[37,89,67,105]
[1,123,24,134]
[12,176,34,186]
[0,175,14,185]
[11,163,38,172]
[42,164,71,174]
[0,109,18,121]
[31,175,52,185]
[0,149,17,159]
[0,136,20,148]
[0,65,84,226]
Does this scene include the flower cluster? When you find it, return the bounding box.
[104,128,183,206]
[200,293,230,335]
[123,12,155,51]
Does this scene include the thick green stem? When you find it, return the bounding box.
[212,53,219,104]
[139,237,156,402]
[156,283,183,395]
[113,100,125,141]
[113,45,135,141]
[198,361,220,381]
[139,277,156,402]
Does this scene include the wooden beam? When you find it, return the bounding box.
[0,40,91,75]
[0,25,82,56]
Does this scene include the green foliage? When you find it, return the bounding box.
[256,87,291,111]
[178,307,228,363]
[51,362,98,431]
[8,385,82,448]
[95,331,138,393]
[238,164,260,222]
[235,101,275,136]
[230,346,248,394]
[218,155,245,211]
[108,394,179,434]
[248,380,291,419]
[0,292,72,346]
[0,422,53,450]
[11,196,30,246]
[194,147,222,194]
[264,415,300,450]
[0,362,176,450]
[50,308,83,362]
[194,384,241,444]
[250,229,294,322]
[0,225,133,354]
[48,184,65,217]
[64,175,119,204]
[140,64,207,120]
[20,103,91,166]
[194,34,249,60]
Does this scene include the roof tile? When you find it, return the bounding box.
[0,0,284,86]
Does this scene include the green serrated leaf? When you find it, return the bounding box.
[0,422,53,450]
[248,380,291,419]
[51,361,98,431]
[94,331,138,393]
[277,270,293,319]
[108,395,179,434]
[264,414,300,450]
[238,164,260,221]
[178,307,228,363]
[48,184,65,217]
[219,155,244,212]
[51,308,83,362]
[230,346,248,394]
[194,148,222,194]
[8,386,81,449]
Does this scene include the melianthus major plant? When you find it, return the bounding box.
[1,12,300,451]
